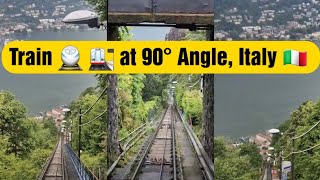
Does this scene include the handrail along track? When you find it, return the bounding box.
[64,144,99,180]
[106,109,165,179]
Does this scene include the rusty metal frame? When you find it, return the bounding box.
[107,0,214,30]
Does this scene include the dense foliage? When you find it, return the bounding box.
[0,91,57,179]
[272,100,320,179]
[165,29,205,129]
[214,137,263,180]
[64,74,170,171]
[173,74,203,126]
[166,28,264,179]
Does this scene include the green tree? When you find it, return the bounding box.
[43,117,57,136]
[214,137,262,180]
[181,90,203,125]
[0,91,57,179]
[183,30,206,41]
[0,91,33,157]
[142,74,170,101]
[214,137,227,158]
[239,143,263,168]
[69,93,107,155]
[272,100,320,179]
[6,119,33,157]
[0,91,27,135]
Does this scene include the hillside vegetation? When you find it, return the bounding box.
[166,28,263,179]
[272,100,320,179]
[0,91,58,179]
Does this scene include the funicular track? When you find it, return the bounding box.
[100,103,213,180]
[39,137,66,180]
[126,105,177,180]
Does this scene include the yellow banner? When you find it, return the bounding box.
[1,41,319,74]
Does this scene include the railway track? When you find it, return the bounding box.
[112,103,214,180]
[41,137,65,180]
[127,105,177,180]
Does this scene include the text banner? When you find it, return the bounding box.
[1,41,319,74]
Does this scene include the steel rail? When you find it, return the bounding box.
[121,109,167,179]
[171,106,177,180]
[130,106,170,180]
[130,136,155,180]
[159,116,170,180]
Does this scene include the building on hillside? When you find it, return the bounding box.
[250,133,272,156]
[46,108,65,127]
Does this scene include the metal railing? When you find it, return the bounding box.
[64,144,99,180]
[106,107,166,178]
[61,138,66,180]
[63,145,68,180]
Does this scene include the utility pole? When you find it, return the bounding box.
[78,109,81,158]
[70,120,72,148]
[291,129,295,180]
[267,159,272,180]
[279,150,283,180]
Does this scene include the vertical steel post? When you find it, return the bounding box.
[291,131,295,180]
[267,160,272,180]
[279,150,283,180]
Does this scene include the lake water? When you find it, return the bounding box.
[215,41,320,137]
[0,29,319,137]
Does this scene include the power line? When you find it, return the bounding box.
[281,142,320,159]
[65,86,107,122]
[189,78,202,88]
[292,143,320,154]
[278,119,320,158]
[79,109,107,127]
[292,120,320,140]
[281,151,292,159]
[79,85,108,116]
